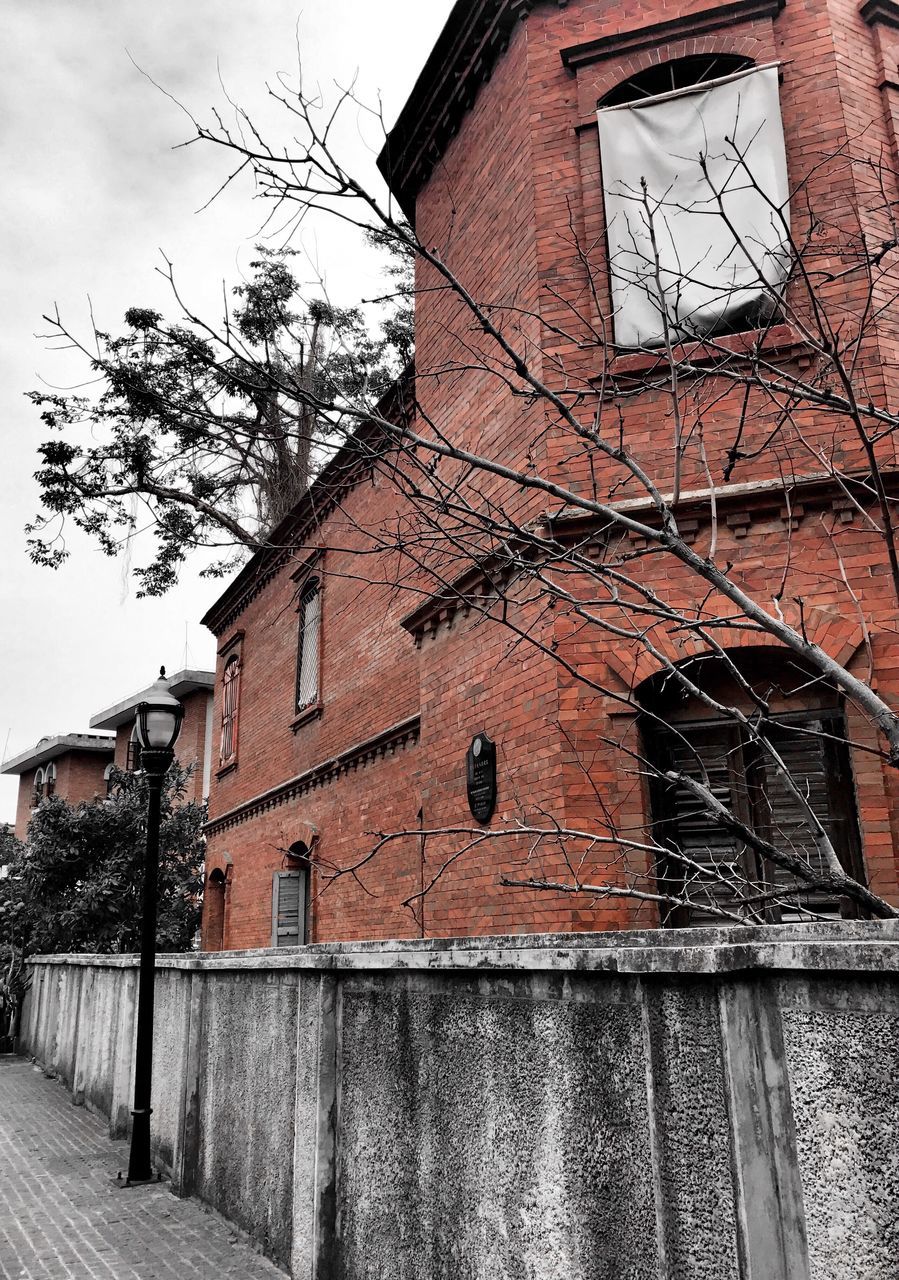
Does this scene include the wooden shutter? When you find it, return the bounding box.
[271,870,306,948]
[755,716,863,920]
[649,722,758,927]
[646,710,864,927]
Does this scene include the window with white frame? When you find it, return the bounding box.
[295,582,321,712]
[597,59,791,347]
[32,768,45,808]
[45,763,56,799]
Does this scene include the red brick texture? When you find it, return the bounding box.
[202,0,899,948]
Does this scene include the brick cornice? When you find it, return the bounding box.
[378,0,569,221]
[400,470,899,642]
[201,373,413,637]
[560,0,785,71]
[861,0,899,29]
[204,715,420,835]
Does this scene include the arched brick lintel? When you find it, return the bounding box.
[601,614,868,700]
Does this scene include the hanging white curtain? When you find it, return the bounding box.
[597,64,790,348]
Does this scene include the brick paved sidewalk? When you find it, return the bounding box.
[0,1056,285,1280]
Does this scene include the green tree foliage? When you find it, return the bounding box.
[0,767,205,1048]
[27,242,414,596]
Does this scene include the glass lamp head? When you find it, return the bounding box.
[134,667,184,752]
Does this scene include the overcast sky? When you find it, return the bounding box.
[0,0,453,821]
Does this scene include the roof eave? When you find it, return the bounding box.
[1,734,116,776]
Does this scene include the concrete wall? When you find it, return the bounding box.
[20,921,899,1278]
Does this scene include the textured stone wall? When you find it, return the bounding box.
[20,922,899,1278]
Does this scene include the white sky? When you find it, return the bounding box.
[0,0,453,821]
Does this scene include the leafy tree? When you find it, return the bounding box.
[28,243,413,596]
[0,767,204,1048]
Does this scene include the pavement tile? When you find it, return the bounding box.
[0,1057,285,1280]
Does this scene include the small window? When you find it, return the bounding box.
[220,655,241,766]
[103,763,115,796]
[272,869,308,947]
[32,768,45,808]
[127,727,142,773]
[44,763,56,798]
[296,583,321,712]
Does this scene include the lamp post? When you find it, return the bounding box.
[126,667,183,1186]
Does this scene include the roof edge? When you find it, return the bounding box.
[377,1,571,220]
[1,734,116,776]
[89,668,214,730]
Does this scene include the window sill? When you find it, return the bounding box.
[216,760,238,780]
[290,702,323,733]
[607,323,806,379]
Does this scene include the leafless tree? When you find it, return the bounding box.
[33,64,899,925]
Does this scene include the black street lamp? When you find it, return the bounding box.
[126,667,183,1186]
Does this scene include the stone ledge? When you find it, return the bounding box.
[27,920,899,976]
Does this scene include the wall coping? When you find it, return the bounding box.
[26,920,899,977]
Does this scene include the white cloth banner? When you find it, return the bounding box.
[597,64,790,348]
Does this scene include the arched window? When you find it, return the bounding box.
[44,763,56,799]
[104,763,115,797]
[640,651,864,927]
[598,54,754,108]
[32,768,45,808]
[597,57,789,347]
[220,655,241,766]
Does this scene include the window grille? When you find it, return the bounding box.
[296,584,321,712]
[220,655,241,765]
[126,736,142,772]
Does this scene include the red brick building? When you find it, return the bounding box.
[2,735,116,841]
[201,0,899,950]
[89,669,215,807]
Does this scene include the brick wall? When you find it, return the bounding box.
[203,0,899,948]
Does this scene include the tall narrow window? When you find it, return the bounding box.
[272,869,308,947]
[44,764,56,799]
[104,763,115,797]
[220,655,241,766]
[296,583,321,712]
[32,768,45,808]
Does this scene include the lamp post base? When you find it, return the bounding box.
[112,1171,164,1190]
